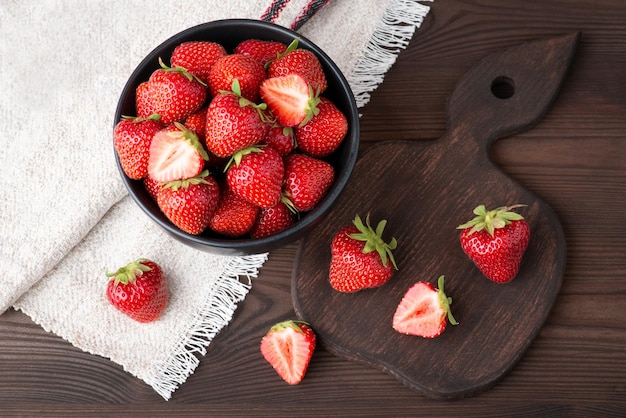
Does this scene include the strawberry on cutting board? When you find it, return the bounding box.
[260,320,316,385]
[392,275,458,338]
[106,259,168,323]
[329,214,398,293]
[457,204,530,284]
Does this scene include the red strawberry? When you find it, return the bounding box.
[226,146,284,209]
[204,82,270,158]
[135,81,156,119]
[171,41,227,83]
[209,185,259,237]
[295,97,347,157]
[392,275,458,338]
[268,39,327,94]
[143,175,162,201]
[260,320,316,385]
[148,122,208,183]
[250,200,295,239]
[105,259,168,323]
[184,106,208,143]
[329,214,398,293]
[261,125,296,156]
[146,59,207,125]
[234,39,288,67]
[113,114,162,179]
[156,171,220,235]
[260,74,320,127]
[457,204,530,283]
[283,153,334,212]
[208,53,266,102]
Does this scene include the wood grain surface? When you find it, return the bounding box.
[292,33,577,399]
[2,1,626,416]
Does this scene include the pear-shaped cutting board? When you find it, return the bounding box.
[292,33,578,399]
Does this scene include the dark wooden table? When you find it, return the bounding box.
[2,1,625,416]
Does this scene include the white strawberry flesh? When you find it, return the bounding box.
[148,129,204,183]
[393,281,448,338]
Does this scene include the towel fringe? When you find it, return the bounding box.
[145,253,268,400]
[348,0,432,108]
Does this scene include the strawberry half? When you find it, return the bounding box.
[260,320,316,385]
[260,74,320,127]
[106,259,168,323]
[392,275,458,338]
[329,214,398,293]
[147,122,208,183]
[457,204,530,284]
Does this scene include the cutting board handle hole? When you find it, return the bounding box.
[491,76,515,99]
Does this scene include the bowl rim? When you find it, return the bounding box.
[114,18,360,255]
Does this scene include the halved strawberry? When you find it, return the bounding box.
[392,275,458,338]
[260,74,320,127]
[148,122,208,183]
[260,320,316,385]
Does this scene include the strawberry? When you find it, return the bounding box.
[184,106,208,146]
[135,81,156,119]
[209,185,260,237]
[392,275,458,338]
[260,320,316,385]
[234,39,288,67]
[329,214,398,293]
[204,81,270,158]
[457,204,530,284]
[268,39,327,94]
[225,146,284,209]
[208,53,266,102]
[260,74,320,127]
[105,259,168,323]
[143,175,162,201]
[148,122,208,183]
[261,125,296,156]
[282,153,334,212]
[250,200,295,239]
[146,58,207,125]
[113,114,162,179]
[171,41,227,84]
[156,171,220,235]
[295,97,347,157]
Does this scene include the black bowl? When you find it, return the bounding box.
[114,19,359,256]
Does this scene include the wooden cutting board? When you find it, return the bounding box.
[292,33,579,399]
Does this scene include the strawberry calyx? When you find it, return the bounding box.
[273,38,300,63]
[105,258,152,286]
[220,78,270,122]
[224,145,265,171]
[158,57,207,86]
[269,319,309,334]
[162,170,211,191]
[457,204,527,236]
[436,275,458,326]
[348,214,398,269]
[121,113,161,123]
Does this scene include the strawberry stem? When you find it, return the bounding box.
[457,204,526,236]
[437,275,458,326]
[348,214,398,270]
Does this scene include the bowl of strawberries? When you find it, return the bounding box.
[113,19,359,255]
